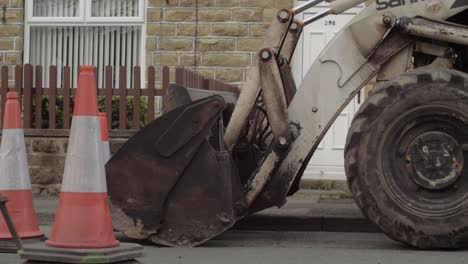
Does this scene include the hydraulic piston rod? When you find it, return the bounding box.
[293,0,327,15]
[397,17,468,46]
[303,0,367,25]
[304,9,331,26]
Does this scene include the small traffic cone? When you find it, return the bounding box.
[0,92,44,252]
[99,113,111,163]
[20,66,142,263]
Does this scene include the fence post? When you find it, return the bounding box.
[14,65,22,110]
[105,65,113,128]
[147,66,155,122]
[23,64,33,129]
[63,66,71,129]
[133,66,141,129]
[175,67,183,86]
[0,66,8,129]
[119,66,127,130]
[161,66,170,114]
[34,66,43,129]
[49,66,57,129]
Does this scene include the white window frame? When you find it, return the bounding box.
[86,0,145,23]
[24,0,147,84]
[25,0,86,23]
[26,0,145,24]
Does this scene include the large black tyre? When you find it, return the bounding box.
[345,68,468,249]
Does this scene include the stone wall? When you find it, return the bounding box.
[20,130,132,196]
[0,0,294,87]
[0,0,23,86]
[146,0,293,86]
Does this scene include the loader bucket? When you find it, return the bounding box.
[106,87,243,247]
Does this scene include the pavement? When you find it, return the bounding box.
[2,230,468,264]
[2,190,467,264]
[33,190,378,233]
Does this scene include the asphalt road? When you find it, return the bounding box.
[1,231,467,264]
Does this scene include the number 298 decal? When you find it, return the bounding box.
[376,0,468,10]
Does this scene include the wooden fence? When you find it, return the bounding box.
[0,64,238,130]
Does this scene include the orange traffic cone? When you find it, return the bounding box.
[20,66,142,263]
[46,67,118,249]
[0,92,43,251]
[99,113,111,163]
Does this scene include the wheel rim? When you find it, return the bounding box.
[406,131,463,190]
[379,105,468,218]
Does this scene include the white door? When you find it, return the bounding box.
[291,1,365,180]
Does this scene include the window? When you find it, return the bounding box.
[25,0,146,88]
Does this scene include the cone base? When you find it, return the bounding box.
[0,190,43,239]
[46,192,119,249]
[20,242,143,264]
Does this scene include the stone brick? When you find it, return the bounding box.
[147,8,162,22]
[154,53,179,66]
[28,153,65,169]
[198,9,231,22]
[24,138,32,152]
[9,0,23,8]
[177,24,211,36]
[0,39,14,50]
[180,0,214,7]
[30,167,63,185]
[241,0,291,8]
[5,52,21,65]
[212,24,248,37]
[159,38,193,51]
[196,68,215,79]
[237,38,263,52]
[180,53,201,66]
[0,25,22,37]
[14,37,22,51]
[147,24,176,36]
[196,38,235,52]
[263,8,280,22]
[5,9,23,23]
[146,37,157,51]
[32,184,61,196]
[250,24,268,37]
[202,53,249,67]
[32,138,64,153]
[215,0,240,7]
[148,0,178,7]
[232,9,262,22]
[216,68,243,82]
[165,9,196,22]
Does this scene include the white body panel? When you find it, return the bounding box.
[292,1,364,180]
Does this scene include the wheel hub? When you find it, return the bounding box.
[407,131,464,190]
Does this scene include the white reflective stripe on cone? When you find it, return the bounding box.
[103,141,110,164]
[0,129,31,191]
[61,116,107,193]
